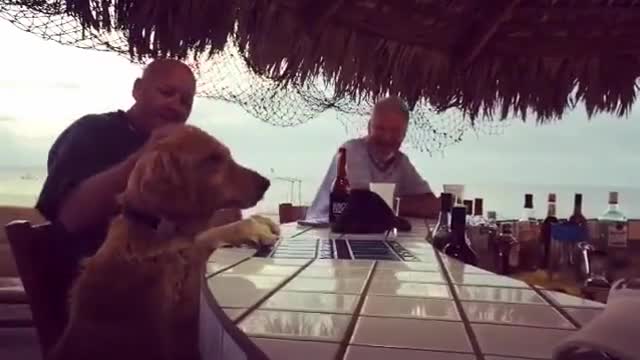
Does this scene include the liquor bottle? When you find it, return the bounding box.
[494,222,519,275]
[471,198,486,226]
[486,211,498,240]
[517,194,541,271]
[431,193,453,251]
[569,193,588,240]
[463,199,473,224]
[598,191,629,267]
[540,193,559,269]
[468,198,490,264]
[442,206,479,266]
[329,148,350,230]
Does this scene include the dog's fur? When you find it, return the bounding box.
[48,125,279,360]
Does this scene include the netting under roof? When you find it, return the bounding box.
[0,1,509,154]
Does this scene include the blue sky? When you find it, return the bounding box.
[1,19,639,197]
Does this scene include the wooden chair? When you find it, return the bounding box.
[5,220,75,358]
[278,203,308,224]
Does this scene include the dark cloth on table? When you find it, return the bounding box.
[36,110,148,265]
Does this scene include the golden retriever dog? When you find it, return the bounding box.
[48,125,279,360]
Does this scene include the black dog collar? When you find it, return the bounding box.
[122,206,161,230]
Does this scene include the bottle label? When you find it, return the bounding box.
[607,223,628,248]
[330,201,348,221]
[517,221,539,243]
[508,244,519,268]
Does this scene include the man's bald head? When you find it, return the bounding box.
[129,59,197,133]
[141,58,196,84]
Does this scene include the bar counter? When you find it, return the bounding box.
[203,219,606,360]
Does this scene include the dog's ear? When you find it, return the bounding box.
[123,149,195,219]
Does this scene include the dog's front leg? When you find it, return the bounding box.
[194,215,279,254]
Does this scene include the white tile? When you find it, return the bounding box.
[449,274,529,288]
[221,308,246,321]
[352,317,471,352]
[461,302,574,329]
[368,281,451,299]
[283,277,367,295]
[455,286,547,305]
[298,267,370,279]
[564,307,604,326]
[210,274,287,290]
[239,310,351,342]
[207,275,283,307]
[473,323,574,359]
[246,258,312,266]
[362,296,459,320]
[310,259,374,268]
[251,337,340,360]
[222,263,301,276]
[542,290,605,309]
[261,291,359,314]
[375,261,442,272]
[345,345,477,360]
[374,269,446,284]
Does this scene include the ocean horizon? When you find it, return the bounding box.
[3,165,640,221]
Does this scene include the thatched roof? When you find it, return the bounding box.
[9,0,640,121]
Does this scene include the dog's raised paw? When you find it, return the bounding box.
[237,215,280,246]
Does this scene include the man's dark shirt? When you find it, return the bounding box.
[36,110,148,263]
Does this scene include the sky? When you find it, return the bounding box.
[1,19,640,205]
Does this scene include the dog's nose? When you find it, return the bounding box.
[259,177,271,193]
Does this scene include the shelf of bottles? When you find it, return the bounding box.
[429,191,634,290]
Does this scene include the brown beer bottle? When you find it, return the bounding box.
[329,148,350,227]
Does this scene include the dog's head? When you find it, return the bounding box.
[121,125,270,222]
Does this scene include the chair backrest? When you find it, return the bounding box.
[278,203,308,224]
[5,220,74,358]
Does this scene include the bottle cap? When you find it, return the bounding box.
[440,193,453,212]
[524,194,533,209]
[463,200,473,215]
[474,198,483,216]
[575,193,583,206]
[609,191,619,205]
[548,193,556,203]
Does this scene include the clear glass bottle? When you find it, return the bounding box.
[598,191,628,267]
[493,222,519,274]
[431,193,453,251]
[517,193,541,271]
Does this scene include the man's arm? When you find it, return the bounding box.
[398,193,440,218]
[397,156,440,218]
[58,152,140,233]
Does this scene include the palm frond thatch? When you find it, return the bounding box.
[5,0,640,121]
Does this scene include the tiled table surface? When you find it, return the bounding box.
[205,220,606,360]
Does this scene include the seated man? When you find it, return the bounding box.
[306,96,440,220]
[36,59,240,268]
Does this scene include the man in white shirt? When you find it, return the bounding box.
[306,96,440,220]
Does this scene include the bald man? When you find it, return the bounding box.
[36,59,200,262]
